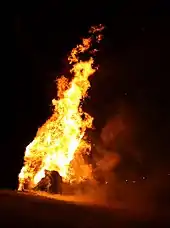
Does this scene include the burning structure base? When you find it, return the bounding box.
[22,170,62,194]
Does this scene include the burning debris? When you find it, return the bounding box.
[18,25,104,194]
[33,170,62,194]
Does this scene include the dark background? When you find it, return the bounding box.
[1,1,170,189]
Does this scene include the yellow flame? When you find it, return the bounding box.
[18,24,104,190]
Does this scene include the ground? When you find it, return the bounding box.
[0,190,169,227]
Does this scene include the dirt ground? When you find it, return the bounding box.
[0,190,169,228]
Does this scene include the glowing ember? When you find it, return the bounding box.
[18,24,104,191]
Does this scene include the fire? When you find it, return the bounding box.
[18,24,104,191]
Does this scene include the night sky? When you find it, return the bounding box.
[1,1,170,189]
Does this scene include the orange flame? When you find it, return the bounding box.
[18,24,104,191]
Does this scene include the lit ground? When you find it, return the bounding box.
[0,190,169,227]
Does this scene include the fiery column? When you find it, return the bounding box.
[18,24,104,191]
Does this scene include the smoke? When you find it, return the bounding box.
[68,115,124,205]
[77,111,170,219]
[100,115,125,146]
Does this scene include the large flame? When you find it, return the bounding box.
[18,24,104,191]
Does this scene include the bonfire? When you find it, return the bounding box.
[18,24,104,193]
